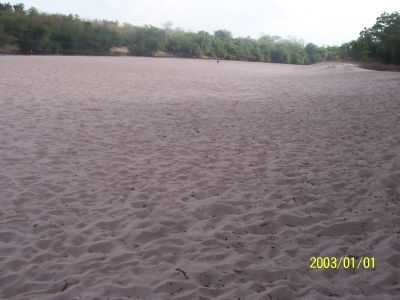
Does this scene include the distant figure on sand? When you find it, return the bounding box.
[217,58,220,64]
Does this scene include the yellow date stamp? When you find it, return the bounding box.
[309,256,376,270]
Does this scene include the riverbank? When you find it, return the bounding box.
[359,62,400,72]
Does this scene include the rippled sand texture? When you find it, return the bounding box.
[1,56,400,300]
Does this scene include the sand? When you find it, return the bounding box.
[0,56,400,300]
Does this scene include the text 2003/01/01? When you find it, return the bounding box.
[309,256,376,270]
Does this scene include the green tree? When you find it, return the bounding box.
[214,29,232,40]
[344,11,400,64]
[305,43,320,64]
[2,1,363,65]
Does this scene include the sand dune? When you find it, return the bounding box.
[0,56,400,299]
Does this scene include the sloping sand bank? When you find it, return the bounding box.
[1,57,400,300]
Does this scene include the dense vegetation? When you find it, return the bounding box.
[342,12,400,64]
[0,2,399,65]
[0,2,334,64]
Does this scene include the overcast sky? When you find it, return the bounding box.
[8,0,399,45]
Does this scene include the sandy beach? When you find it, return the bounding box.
[1,56,400,300]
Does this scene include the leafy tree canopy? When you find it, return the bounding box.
[2,2,397,65]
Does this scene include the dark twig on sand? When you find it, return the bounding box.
[176,268,189,279]
[61,280,69,292]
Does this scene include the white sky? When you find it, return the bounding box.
[8,0,400,45]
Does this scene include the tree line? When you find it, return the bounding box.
[0,2,398,65]
[341,12,400,64]
[0,2,336,64]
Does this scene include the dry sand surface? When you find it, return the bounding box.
[1,56,400,300]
